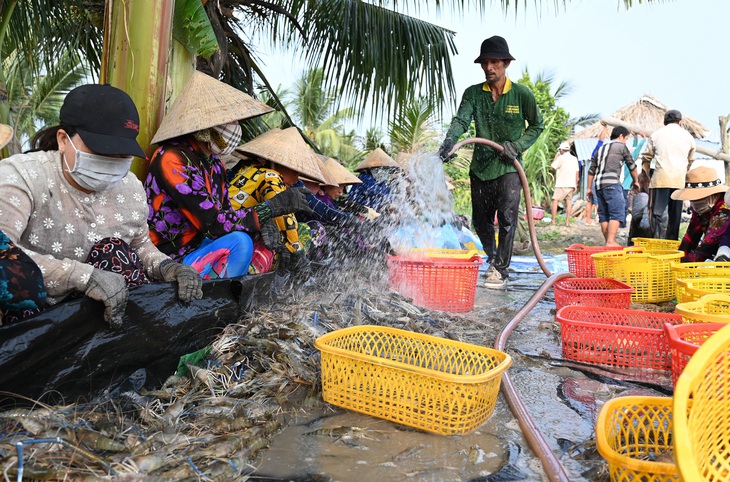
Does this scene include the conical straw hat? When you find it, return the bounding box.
[354,148,400,171]
[235,127,327,183]
[300,154,339,186]
[0,124,13,150]
[323,156,362,185]
[151,71,274,144]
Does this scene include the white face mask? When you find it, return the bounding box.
[63,134,133,191]
[211,122,242,157]
[690,197,713,216]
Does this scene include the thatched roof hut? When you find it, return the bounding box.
[573,94,709,140]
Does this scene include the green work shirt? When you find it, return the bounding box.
[445,78,544,181]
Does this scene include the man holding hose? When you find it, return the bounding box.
[439,35,544,289]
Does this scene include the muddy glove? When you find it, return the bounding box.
[499,141,519,165]
[715,246,730,262]
[438,138,456,162]
[159,260,203,303]
[260,219,283,251]
[265,187,313,218]
[85,269,129,328]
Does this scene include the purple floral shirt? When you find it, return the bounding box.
[145,136,259,260]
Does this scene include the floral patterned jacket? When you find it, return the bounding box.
[145,137,260,260]
[679,198,730,262]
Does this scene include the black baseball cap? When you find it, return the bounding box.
[60,84,146,158]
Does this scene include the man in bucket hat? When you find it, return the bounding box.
[438,35,544,289]
[671,166,730,262]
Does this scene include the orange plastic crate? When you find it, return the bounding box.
[387,253,482,312]
[556,306,682,372]
[553,278,634,311]
[565,244,625,278]
[663,322,724,387]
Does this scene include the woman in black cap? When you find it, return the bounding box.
[0,84,203,328]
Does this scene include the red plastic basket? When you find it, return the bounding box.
[663,322,724,387]
[553,278,634,311]
[556,306,682,372]
[387,253,482,312]
[565,244,625,278]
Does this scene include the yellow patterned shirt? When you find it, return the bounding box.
[229,165,301,253]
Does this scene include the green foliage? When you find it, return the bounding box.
[517,69,570,153]
[389,97,439,155]
[173,0,220,58]
[537,228,562,242]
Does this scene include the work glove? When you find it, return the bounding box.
[265,187,313,218]
[499,141,519,165]
[159,260,203,303]
[260,219,283,251]
[715,246,730,263]
[438,138,456,162]
[85,269,129,328]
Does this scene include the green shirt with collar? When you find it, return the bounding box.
[445,78,544,181]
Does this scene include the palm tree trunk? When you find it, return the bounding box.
[102,0,175,178]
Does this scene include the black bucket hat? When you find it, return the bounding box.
[60,84,147,158]
[474,35,516,63]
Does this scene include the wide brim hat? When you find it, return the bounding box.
[354,148,401,171]
[0,124,13,150]
[671,166,728,201]
[474,35,516,63]
[300,154,339,186]
[235,127,327,183]
[151,71,274,144]
[322,156,362,185]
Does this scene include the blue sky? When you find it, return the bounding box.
[257,0,728,139]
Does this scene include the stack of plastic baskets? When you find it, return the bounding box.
[596,396,680,481]
[632,237,681,251]
[556,306,682,372]
[387,249,482,312]
[553,278,634,311]
[565,244,624,278]
[314,325,512,435]
[676,277,730,303]
[672,261,730,300]
[674,293,730,324]
[591,248,684,303]
[673,322,730,481]
[663,322,725,387]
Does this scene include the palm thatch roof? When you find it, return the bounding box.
[573,95,709,140]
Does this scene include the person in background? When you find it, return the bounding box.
[0,84,203,328]
[584,122,608,225]
[229,127,325,274]
[550,141,579,226]
[145,72,312,280]
[348,148,403,213]
[438,35,544,289]
[641,109,696,240]
[586,126,640,246]
[671,167,730,262]
[627,171,652,245]
[621,132,647,229]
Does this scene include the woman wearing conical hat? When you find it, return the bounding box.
[347,148,402,212]
[228,127,327,275]
[145,72,312,279]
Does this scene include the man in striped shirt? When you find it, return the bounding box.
[586,126,640,246]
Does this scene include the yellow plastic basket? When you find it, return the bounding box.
[674,293,730,324]
[676,277,730,303]
[314,325,512,436]
[407,248,482,260]
[672,261,730,299]
[596,396,680,481]
[633,237,682,251]
[673,322,730,481]
[591,248,684,303]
